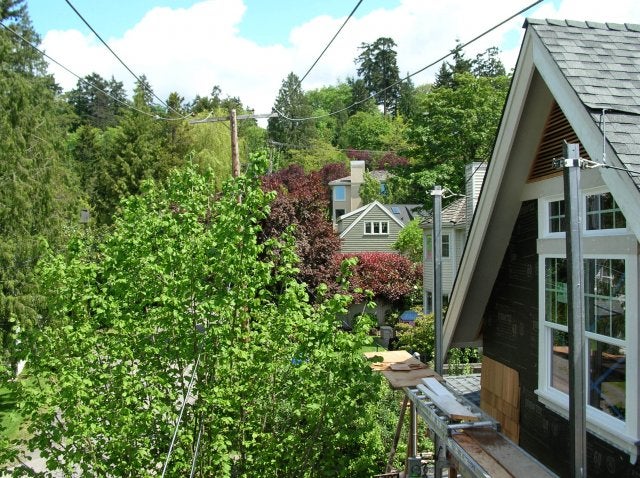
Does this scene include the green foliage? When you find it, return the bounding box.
[339,111,408,152]
[358,172,385,205]
[268,72,317,150]
[393,219,423,263]
[355,37,401,116]
[395,311,435,364]
[447,347,481,375]
[283,138,347,172]
[4,158,387,477]
[0,1,83,368]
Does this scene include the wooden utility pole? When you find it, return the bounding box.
[189,112,277,177]
[230,109,240,177]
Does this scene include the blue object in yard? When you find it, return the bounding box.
[399,310,418,324]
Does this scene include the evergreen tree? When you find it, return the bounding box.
[0,0,82,369]
[268,72,316,150]
[66,73,126,129]
[355,37,401,116]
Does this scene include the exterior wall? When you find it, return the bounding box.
[331,183,351,222]
[482,199,640,477]
[423,225,465,311]
[339,206,401,253]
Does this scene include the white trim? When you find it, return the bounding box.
[363,220,389,236]
[537,248,639,462]
[339,201,405,238]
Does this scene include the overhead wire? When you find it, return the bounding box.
[0,21,199,122]
[275,0,545,123]
[299,0,364,84]
[63,0,189,119]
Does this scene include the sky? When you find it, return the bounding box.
[23,0,640,116]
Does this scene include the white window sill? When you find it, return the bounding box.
[535,388,640,464]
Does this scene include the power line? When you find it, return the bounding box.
[64,0,186,118]
[299,0,364,84]
[277,0,545,122]
[0,21,194,122]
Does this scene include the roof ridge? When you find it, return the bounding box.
[525,17,640,33]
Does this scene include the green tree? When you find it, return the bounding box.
[339,111,408,153]
[0,0,83,369]
[66,73,126,129]
[407,72,509,197]
[4,158,387,476]
[355,37,401,116]
[393,219,423,263]
[268,72,316,150]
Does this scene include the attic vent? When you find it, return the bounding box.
[527,102,590,183]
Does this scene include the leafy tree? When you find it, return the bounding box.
[336,252,421,306]
[4,158,387,477]
[261,164,341,296]
[339,111,408,153]
[268,72,316,150]
[0,0,83,369]
[407,72,509,196]
[393,219,423,263]
[473,46,507,78]
[355,37,401,116]
[359,172,386,205]
[285,138,347,172]
[395,311,435,363]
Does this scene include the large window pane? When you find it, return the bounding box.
[551,329,569,394]
[545,258,568,325]
[584,259,625,339]
[589,339,626,421]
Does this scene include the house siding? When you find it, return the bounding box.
[340,206,401,253]
[482,199,640,478]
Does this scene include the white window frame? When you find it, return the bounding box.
[333,185,346,202]
[536,191,639,462]
[540,188,629,239]
[364,220,389,236]
[442,234,450,258]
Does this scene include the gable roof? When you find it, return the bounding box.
[338,201,409,238]
[422,197,466,228]
[444,18,640,351]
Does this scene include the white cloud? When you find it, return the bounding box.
[40,0,640,115]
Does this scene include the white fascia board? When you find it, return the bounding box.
[443,31,537,352]
[339,201,404,238]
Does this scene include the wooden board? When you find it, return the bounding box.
[465,429,557,477]
[417,383,479,422]
[452,433,512,478]
[364,350,441,389]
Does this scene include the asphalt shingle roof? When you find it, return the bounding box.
[527,18,640,183]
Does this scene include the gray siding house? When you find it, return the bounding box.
[337,201,421,254]
[422,162,486,312]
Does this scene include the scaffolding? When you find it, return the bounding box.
[367,350,558,478]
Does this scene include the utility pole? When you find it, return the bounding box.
[230,109,240,177]
[189,112,277,177]
[559,142,587,478]
[431,185,444,478]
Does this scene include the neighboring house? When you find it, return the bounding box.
[329,160,389,223]
[422,162,486,313]
[337,200,421,254]
[444,19,640,476]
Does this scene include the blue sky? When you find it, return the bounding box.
[28,0,402,46]
[22,0,640,114]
